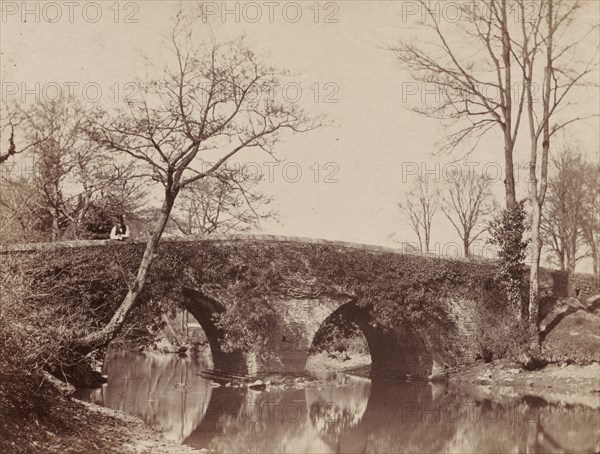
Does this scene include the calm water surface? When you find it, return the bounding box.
[76,349,599,453]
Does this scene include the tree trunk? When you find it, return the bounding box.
[527,0,553,354]
[566,255,576,274]
[501,0,517,210]
[77,188,178,352]
[558,248,565,271]
[592,244,599,275]
[528,201,542,352]
[504,144,517,209]
[583,229,598,274]
[463,238,470,258]
[51,212,60,241]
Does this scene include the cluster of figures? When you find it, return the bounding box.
[110,215,130,241]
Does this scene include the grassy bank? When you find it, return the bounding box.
[1,395,201,454]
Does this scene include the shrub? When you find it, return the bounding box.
[488,200,529,316]
[0,255,90,418]
[0,248,173,397]
[474,300,530,362]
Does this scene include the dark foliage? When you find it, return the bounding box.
[310,311,368,355]
[488,201,529,314]
[78,204,115,240]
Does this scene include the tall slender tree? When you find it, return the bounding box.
[392,0,529,313]
[518,0,597,349]
[393,0,524,209]
[394,0,598,348]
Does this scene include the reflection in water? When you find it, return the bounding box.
[305,374,371,438]
[77,349,600,453]
[75,348,214,442]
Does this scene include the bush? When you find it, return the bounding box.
[474,301,530,362]
[0,256,87,418]
[487,200,529,316]
[0,249,169,406]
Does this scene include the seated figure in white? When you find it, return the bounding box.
[110,215,130,241]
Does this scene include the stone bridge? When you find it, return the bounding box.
[2,235,595,379]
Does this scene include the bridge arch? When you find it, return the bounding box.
[181,288,440,378]
[182,288,248,376]
[306,301,436,378]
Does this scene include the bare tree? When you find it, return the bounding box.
[581,162,600,274]
[518,0,598,349]
[541,148,587,272]
[392,0,525,210]
[0,115,49,166]
[441,168,495,257]
[80,18,319,350]
[0,123,23,165]
[399,176,439,252]
[1,61,48,164]
[394,0,598,349]
[171,165,275,235]
[391,0,534,319]
[1,99,142,241]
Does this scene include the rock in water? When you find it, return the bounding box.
[248,380,266,391]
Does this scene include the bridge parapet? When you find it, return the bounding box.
[0,233,488,264]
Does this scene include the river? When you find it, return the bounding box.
[75,349,599,453]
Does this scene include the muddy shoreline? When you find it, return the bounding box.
[447,360,600,409]
[341,358,600,408]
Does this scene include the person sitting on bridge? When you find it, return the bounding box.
[110,214,130,241]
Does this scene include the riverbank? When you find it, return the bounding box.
[448,359,600,408]
[0,397,202,454]
[342,358,600,406]
[305,351,372,372]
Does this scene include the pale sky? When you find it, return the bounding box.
[1,1,599,269]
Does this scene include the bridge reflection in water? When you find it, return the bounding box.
[75,349,599,453]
